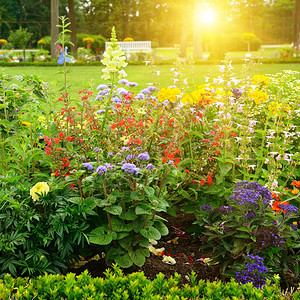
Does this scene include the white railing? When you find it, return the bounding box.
[105,41,151,53]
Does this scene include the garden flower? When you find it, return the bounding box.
[30,182,50,201]
[96,165,108,175]
[146,163,154,170]
[101,27,128,80]
[137,152,150,161]
[157,87,181,103]
[121,163,140,175]
[235,255,268,288]
[271,201,289,213]
[118,79,129,84]
[162,255,176,265]
[57,47,71,65]
[96,84,108,90]
[126,82,138,87]
[82,163,93,170]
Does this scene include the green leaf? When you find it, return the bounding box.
[119,209,137,220]
[115,253,133,268]
[234,234,251,239]
[130,191,143,201]
[141,226,161,240]
[111,217,132,232]
[88,227,113,245]
[219,163,232,177]
[118,236,132,250]
[154,221,169,236]
[135,206,152,215]
[104,205,122,215]
[128,248,146,267]
[144,186,155,198]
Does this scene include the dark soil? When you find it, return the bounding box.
[68,212,221,284]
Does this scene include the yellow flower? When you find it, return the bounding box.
[82,37,94,44]
[30,182,50,201]
[291,189,299,195]
[157,88,181,103]
[0,39,8,46]
[268,101,282,115]
[37,39,46,45]
[252,75,269,86]
[21,121,31,126]
[248,90,268,105]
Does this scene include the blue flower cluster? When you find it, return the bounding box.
[200,204,212,212]
[236,254,268,288]
[121,163,140,175]
[229,181,272,207]
[278,203,298,215]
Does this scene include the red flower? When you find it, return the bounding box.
[66,136,72,141]
[207,176,213,186]
[59,131,64,138]
[54,170,60,176]
[271,201,289,213]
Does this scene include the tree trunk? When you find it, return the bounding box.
[51,0,59,59]
[293,0,300,53]
[180,3,189,58]
[68,0,77,55]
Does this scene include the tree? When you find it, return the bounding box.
[51,0,59,59]
[8,28,32,60]
[293,0,300,51]
[68,0,78,54]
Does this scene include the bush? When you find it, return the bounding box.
[0,266,295,299]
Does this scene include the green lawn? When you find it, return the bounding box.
[3,63,300,98]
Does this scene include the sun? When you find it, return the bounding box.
[201,9,216,24]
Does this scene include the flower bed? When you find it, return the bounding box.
[0,22,299,293]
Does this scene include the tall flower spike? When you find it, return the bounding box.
[101,27,128,80]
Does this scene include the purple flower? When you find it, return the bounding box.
[121,163,140,175]
[136,93,145,100]
[118,79,129,84]
[147,86,156,92]
[126,82,138,87]
[96,84,108,90]
[96,165,108,175]
[137,151,150,161]
[146,163,154,170]
[290,224,297,231]
[94,147,100,152]
[104,163,114,171]
[126,154,136,160]
[117,87,129,95]
[96,109,105,114]
[108,152,113,156]
[112,96,121,104]
[82,163,93,170]
[235,255,268,288]
[200,204,212,212]
[140,88,151,94]
[232,88,243,99]
[229,181,272,207]
[278,204,298,215]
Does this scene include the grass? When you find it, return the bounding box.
[3,63,300,98]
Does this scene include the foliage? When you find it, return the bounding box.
[0,174,90,276]
[8,28,32,49]
[0,265,294,299]
[194,181,299,285]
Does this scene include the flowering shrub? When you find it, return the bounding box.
[194,181,299,285]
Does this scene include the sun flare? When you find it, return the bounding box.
[200,9,216,24]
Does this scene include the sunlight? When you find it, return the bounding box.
[200,9,216,24]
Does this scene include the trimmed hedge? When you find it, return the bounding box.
[0,265,298,300]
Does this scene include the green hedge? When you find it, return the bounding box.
[0,265,298,300]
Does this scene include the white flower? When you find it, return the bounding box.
[162,255,176,265]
